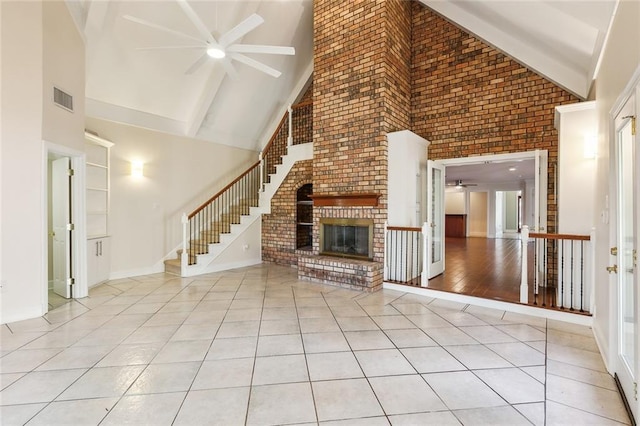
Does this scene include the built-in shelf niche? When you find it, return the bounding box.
[296,184,313,250]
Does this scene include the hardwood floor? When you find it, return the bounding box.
[427,237,535,304]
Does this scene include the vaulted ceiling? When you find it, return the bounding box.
[65,0,617,152]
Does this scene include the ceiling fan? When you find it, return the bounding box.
[447,180,478,188]
[122,0,295,78]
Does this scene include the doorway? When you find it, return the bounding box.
[44,143,87,313]
[48,155,73,308]
[612,90,638,420]
[426,150,547,301]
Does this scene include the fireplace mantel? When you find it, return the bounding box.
[309,193,381,207]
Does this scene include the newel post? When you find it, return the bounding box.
[181,213,188,277]
[520,225,530,304]
[287,104,293,147]
[589,227,596,314]
[421,222,429,287]
[383,222,389,281]
[258,152,264,192]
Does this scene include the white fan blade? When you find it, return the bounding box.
[176,0,216,44]
[230,53,281,78]
[123,15,204,44]
[136,45,205,51]
[219,14,264,47]
[222,59,239,80]
[227,44,295,55]
[185,52,209,75]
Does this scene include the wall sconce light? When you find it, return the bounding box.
[131,160,144,178]
[584,133,597,159]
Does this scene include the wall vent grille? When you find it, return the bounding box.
[53,87,73,112]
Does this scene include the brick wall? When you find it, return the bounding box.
[262,0,581,267]
[312,0,412,262]
[262,160,313,266]
[410,4,579,232]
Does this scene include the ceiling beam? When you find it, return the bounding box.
[184,67,226,137]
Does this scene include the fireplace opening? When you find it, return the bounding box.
[319,218,374,260]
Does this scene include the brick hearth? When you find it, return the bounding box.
[298,254,383,292]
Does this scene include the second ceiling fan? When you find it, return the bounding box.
[447,180,478,188]
[123,0,295,78]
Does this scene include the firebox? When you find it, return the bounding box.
[319,218,374,260]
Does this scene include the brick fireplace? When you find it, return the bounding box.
[289,0,413,292]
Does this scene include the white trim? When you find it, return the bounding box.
[436,150,543,167]
[610,65,640,119]
[43,141,88,312]
[84,131,114,148]
[555,100,597,129]
[108,264,166,282]
[384,282,593,327]
[86,98,185,137]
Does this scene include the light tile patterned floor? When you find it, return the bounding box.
[0,264,631,425]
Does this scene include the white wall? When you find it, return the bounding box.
[84,118,258,278]
[556,102,597,235]
[592,0,640,373]
[1,2,85,324]
[444,190,465,214]
[469,192,488,237]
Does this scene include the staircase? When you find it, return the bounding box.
[164,142,312,277]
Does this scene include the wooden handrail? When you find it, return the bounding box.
[387,226,422,232]
[529,232,590,241]
[189,160,260,219]
[261,112,288,158]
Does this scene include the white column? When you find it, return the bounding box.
[181,213,189,277]
[421,222,429,287]
[383,222,389,281]
[287,104,293,147]
[589,227,596,314]
[520,225,530,303]
[258,152,264,192]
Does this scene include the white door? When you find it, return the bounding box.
[427,160,445,278]
[52,157,72,299]
[613,94,638,417]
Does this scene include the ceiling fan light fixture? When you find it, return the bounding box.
[207,46,225,59]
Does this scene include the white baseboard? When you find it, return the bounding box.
[109,264,165,281]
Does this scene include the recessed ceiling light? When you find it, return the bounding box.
[509,167,517,171]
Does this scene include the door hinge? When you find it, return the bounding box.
[634,382,637,400]
[66,223,74,231]
[67,168,74,176]
[623,115,636,135]
[611,247,618,256]
[66,277,75,286]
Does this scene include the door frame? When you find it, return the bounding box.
[43,141,87,313]
[438,150,548,234]
[608,68,640,418]
[427,160,445,278]
[51,156,72,299]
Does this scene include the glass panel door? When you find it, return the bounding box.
[614,94,638,419]
[427,160,445,278]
